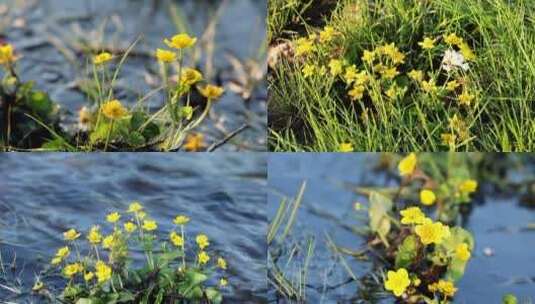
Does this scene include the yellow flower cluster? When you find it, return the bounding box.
[428,279,457,297]
[48,201,229,297]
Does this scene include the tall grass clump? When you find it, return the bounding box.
[268,0,535,152]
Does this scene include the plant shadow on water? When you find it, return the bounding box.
[1,0,267,151]
[0,153,267,302]
[267,153,535,303]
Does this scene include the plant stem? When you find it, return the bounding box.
[104,120,114,151]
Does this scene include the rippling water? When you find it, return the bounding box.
[268,153,535,303]
[0,153,267,302]
[3,0,267,150]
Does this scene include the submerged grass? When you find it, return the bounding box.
[268,0,535,151]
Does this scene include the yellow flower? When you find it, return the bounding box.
[338,142,354,152]
[386,85,398,99]
[51,257,62,265]
[180,68,203,86]
[174,215,190,225]
[102,235,116,249]
[381,67,399,80]
[63,229,81,241]
[142,220,158,231]
[196,234,210,249]
[219,278,228,287]
[127,202,143,213]
[88,226,102,245]
[319,26,337,43]
[217,257,227,270]
[384,268,411,297]
[444,33,463,46]
[459,179,478,194]
[429,280,457,297]
[55,246,70,259]
[155,48,177,62]
[361,50,375,64]
[184,133,206,152]
[198,251,210,265]
[199,84,225,100]
[421,80,438,93]
[415,221,451,245]
[420,189,437,206]
[418,37,436,50]
[95,261,112,284]
[400,207,428,225]
[93,52,113,65]
[84,272,94,282]
[408,70,424,82]
[106,212,121,223]
[348,85,365,101]
[124,222,137,233]
[63,263,83,278]
[378,43,397,57]
[398,153,417,176]
[164,33,197,49]
[328,59,344,76]
[459,42,476,61]
[294,38,314,56]
[456,243,471,261]
[0,44,16,65]
[390,50,406,65]
[170,231,184,247]
[446,80,460,91]
[458,90,475,106]
[101,99,127,120]
[355,71,370,86]
[302,64,316,78]
[442,133,457,147]
[343,65,359,84]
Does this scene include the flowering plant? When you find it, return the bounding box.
[33,202,228,303]
[1,32,225,152]
[363,153,476,303]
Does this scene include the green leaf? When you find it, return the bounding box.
[437,227,474,282]
[142,122,160,140]
[127,131,146,147]
[185,270,208,286]
[117,291,136,303]
[75,299,93,304]
[368,191,393,246]
[205,287,223,304]
[26,91,54,117]
[395,235,418,269]
[130,111,147,130]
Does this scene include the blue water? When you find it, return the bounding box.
[268,153,535,303]
[0,153,267,302]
